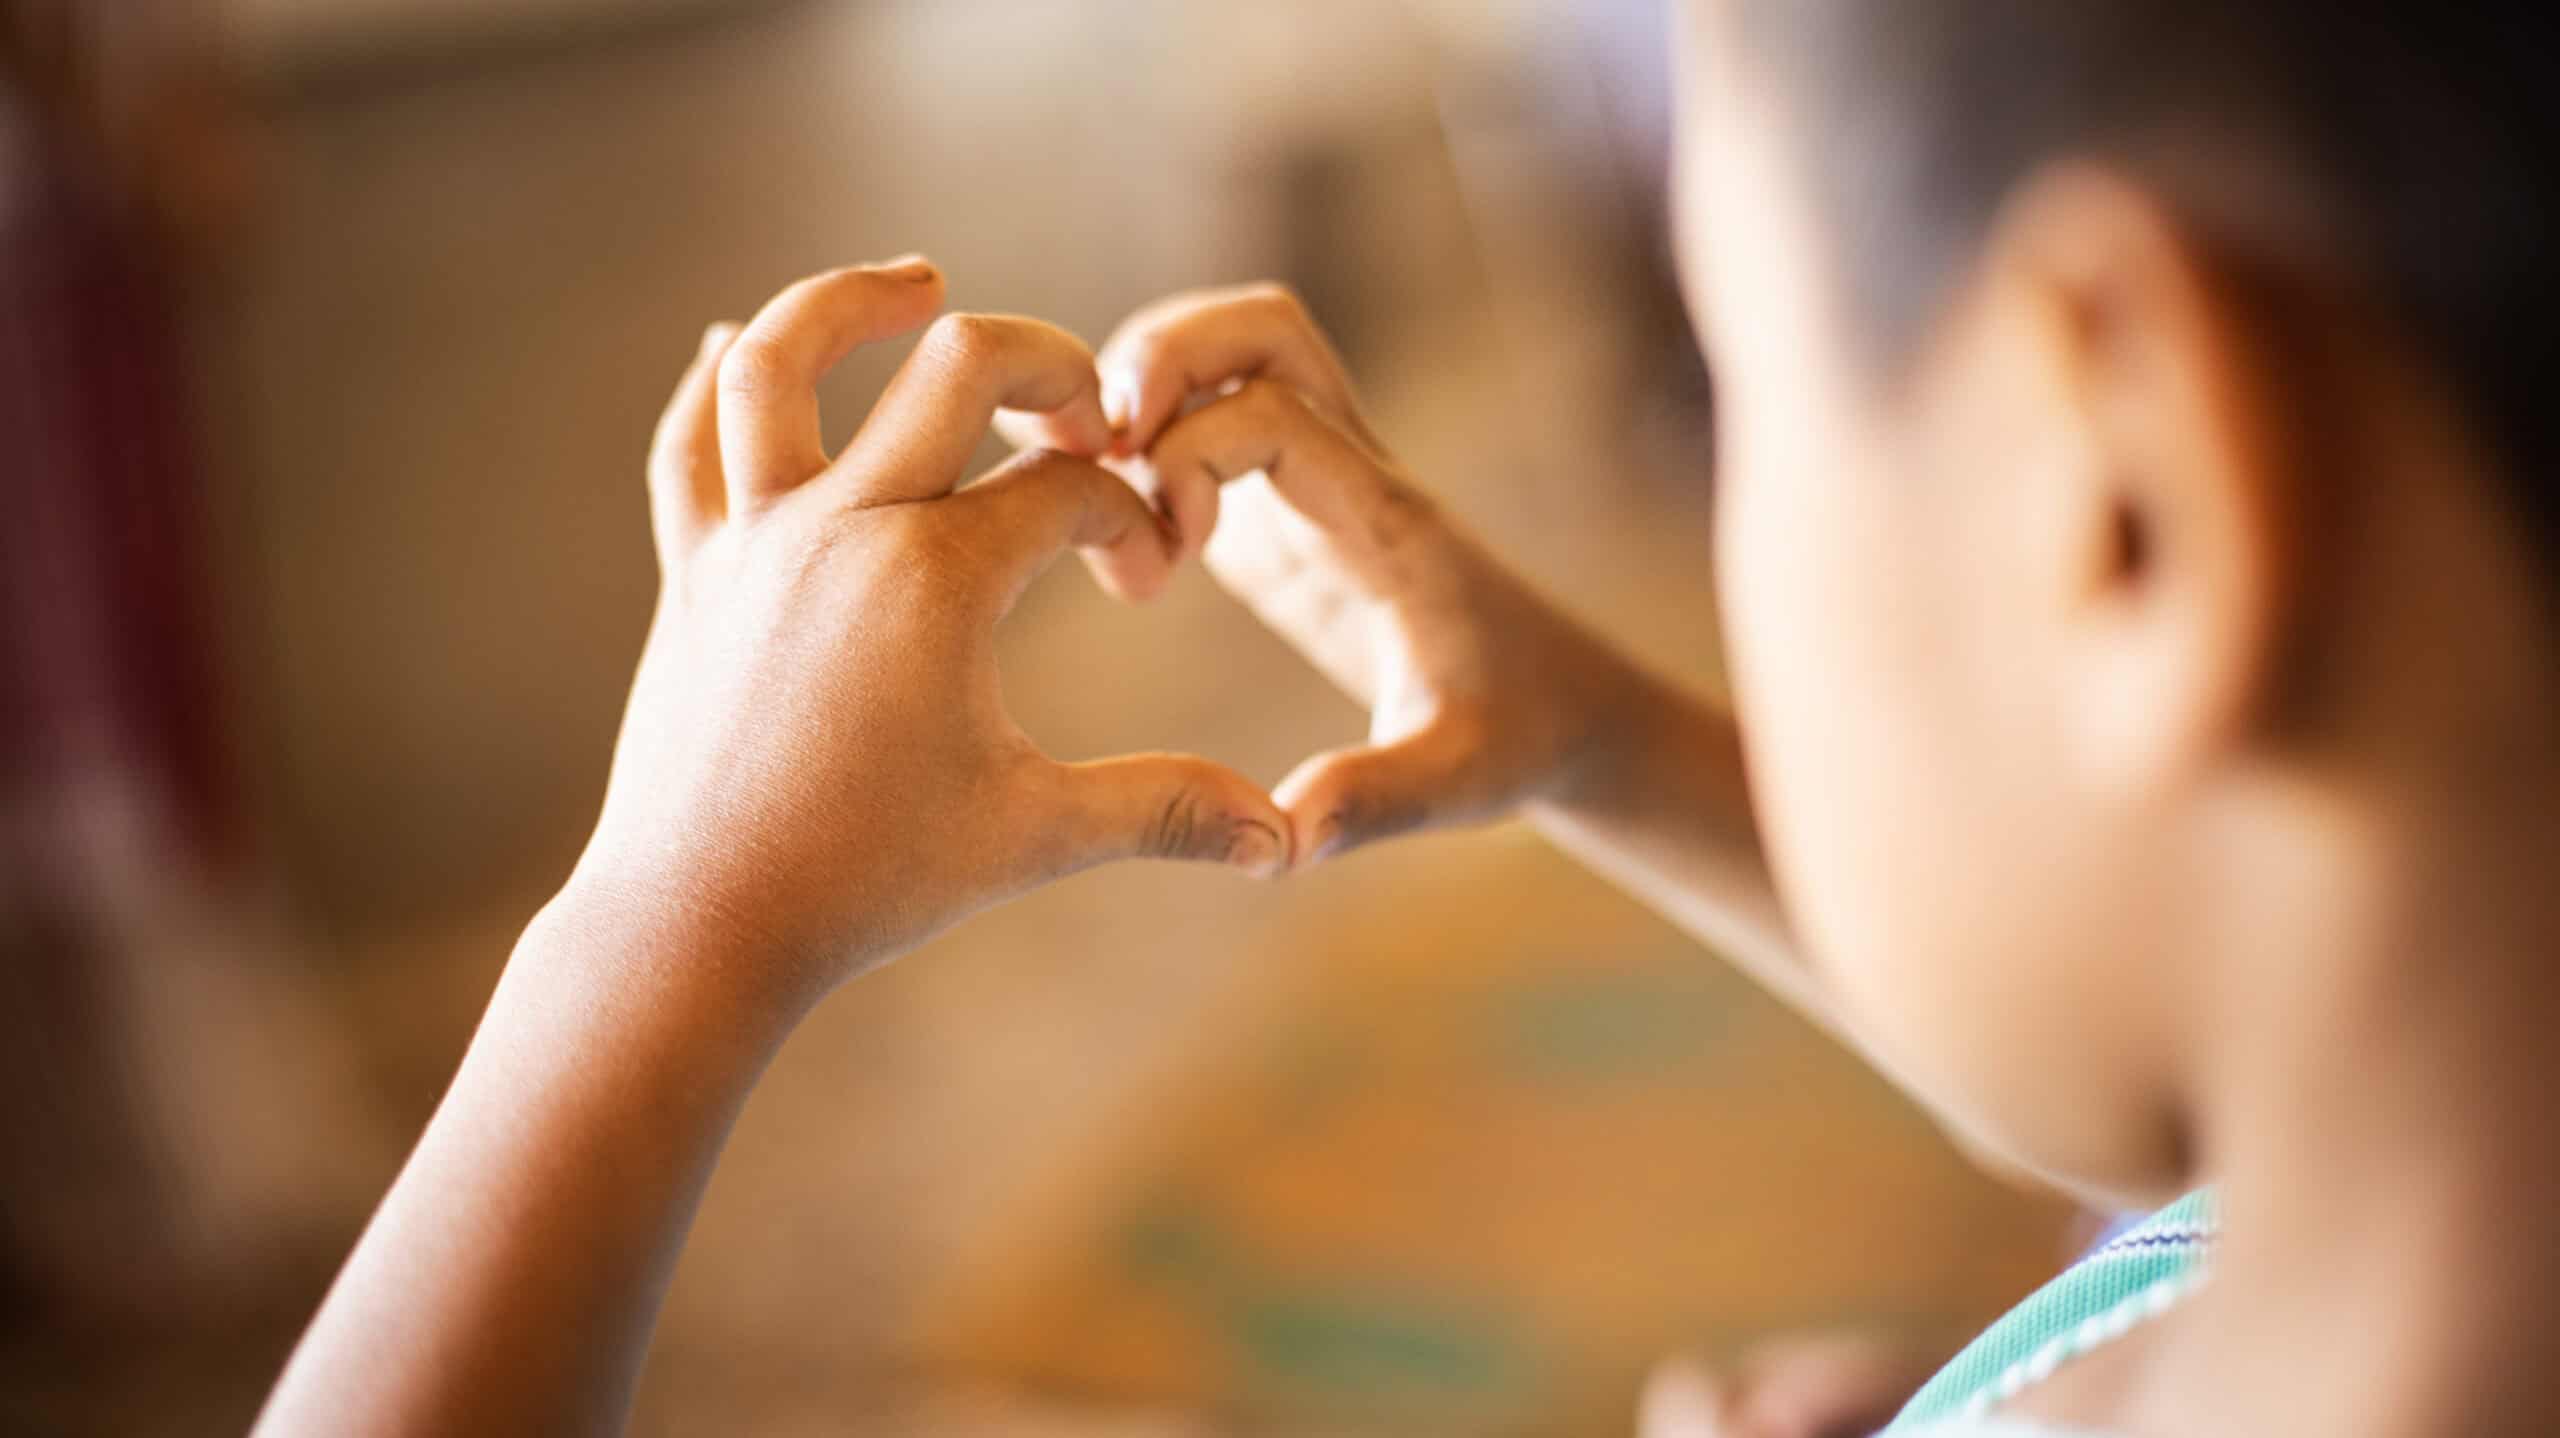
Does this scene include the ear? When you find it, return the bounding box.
[1981,165,2300,797]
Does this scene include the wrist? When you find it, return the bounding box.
[516,868,814,1072]
[1532,650,1730,828]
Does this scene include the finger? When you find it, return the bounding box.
[987,419,1183,604]
[647,321,738,564]
[1148,378,1413,571]
[1133,449,1223,572]
[992,400,1113,459]
[716,256,945,510]
[837,313,1113,506]
[1096,282,1369,456]
[1726,1336,1935,1438]
[1272,714,1484,868]
[946,448,1177,607]
[1046,752,1291,878]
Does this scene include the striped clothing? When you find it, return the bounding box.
[1883,1189,2218,1435]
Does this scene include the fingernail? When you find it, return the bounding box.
[699,322,737,359]
[1226,821,1285,878]
[879,252,938,280]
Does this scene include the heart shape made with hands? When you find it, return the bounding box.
[630,257,1608,995]
[996,280,1615,876]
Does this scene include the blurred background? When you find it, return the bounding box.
[1,1,2072,1432]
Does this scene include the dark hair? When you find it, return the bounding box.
[1727,1,2558,583]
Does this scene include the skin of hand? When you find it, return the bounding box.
[1001,282,1674,867]
[582,258,1293,1016]
[254,258,1293,1438]
[1005,283,1824,1029]
[1637,1339,1942,1438]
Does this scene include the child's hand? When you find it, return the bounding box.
[1009,283,1652,868]
[574,259,1290,1019]
[1637,1339,1938,1438]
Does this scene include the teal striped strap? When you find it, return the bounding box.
[1883,1189,2217,1432]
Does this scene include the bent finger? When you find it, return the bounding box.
[992,401,1113,460]
[717,257,945,509]
[838,313,1113,506]
[1096,282,1368,455]
[1148,379,1420,573]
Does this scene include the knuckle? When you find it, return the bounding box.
[1138,783,1224,861]
[715,331,795,402]
[922,311,1007,370]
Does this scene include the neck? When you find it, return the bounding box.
[2152,716,2560,1437]
[2136,339,2560,1436]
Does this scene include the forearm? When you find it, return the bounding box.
[256,885,790,1438]
[1528,670,1841,1035]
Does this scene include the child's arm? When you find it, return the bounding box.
[254,259,1289,1438]
[1015,284,1831,1031]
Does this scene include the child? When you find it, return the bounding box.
[257,2,2558,1434]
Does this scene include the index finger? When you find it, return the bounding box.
[1095,282,1370,456]
[835,313,1114,507]
[716,257,946,509]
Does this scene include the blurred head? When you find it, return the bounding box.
[1671,0,2557,1200]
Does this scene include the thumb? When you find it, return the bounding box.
[1273,715,1481,868]
[1054,752,1292,877]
